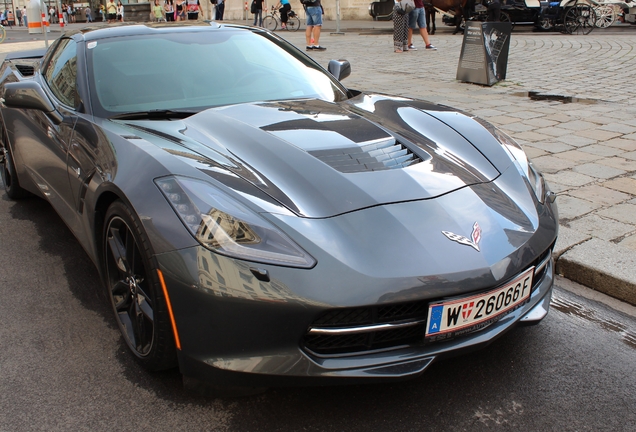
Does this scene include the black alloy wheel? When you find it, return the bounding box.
[103,200,177,371]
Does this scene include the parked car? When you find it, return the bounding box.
[0,23,558,395]
[369,0,395,20]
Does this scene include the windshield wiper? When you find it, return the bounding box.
[110,109,198,120]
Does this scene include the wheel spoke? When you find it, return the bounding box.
[136,288,154,322]
[112,280,131,311]
[133,299,152,354]
[108,225,130,274]
[118,309,137,348]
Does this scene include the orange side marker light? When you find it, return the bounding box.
[157,269,182,350]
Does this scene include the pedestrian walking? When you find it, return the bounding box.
[86,6,93,22]
[15,8,21,26]
[22,6,27,27]
[393,1,409,53]
[186,0,200,20]
[107,0,117,23]
[164,0,175,21]
[152,0,164,21]
[407,0,436,51]
[117,1,124,21]
[487,0,501,21]
[7,9,14,27]
[252,0,265,26]
[209,0,216,20]
[176,0,186,20]
[303,0,325,50]
[215,0,225,20]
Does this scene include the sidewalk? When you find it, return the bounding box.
[2,20,636,306]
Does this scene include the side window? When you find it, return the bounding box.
[42,38,78,108]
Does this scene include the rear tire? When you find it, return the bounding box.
[287,15,301,31]
[103,200,177,371]
[1,137,30,199]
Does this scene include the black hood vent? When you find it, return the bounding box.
[309,138,423,173]
[15,64,35,77]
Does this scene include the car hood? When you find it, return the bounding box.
[121,96,504,218]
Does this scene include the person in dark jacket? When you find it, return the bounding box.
[487,0,501,21]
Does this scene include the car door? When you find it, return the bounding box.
[22,38,81,234]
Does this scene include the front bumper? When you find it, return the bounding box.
[156,248,555,388]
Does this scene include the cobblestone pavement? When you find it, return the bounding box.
[1,25,636,304]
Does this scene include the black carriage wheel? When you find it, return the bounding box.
[537,17,554,31]
[500,12,515,31]
[564,5,595,35]
[1,132,30,199]
[103,200,177,371]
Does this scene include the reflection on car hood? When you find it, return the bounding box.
[123,95,505,218]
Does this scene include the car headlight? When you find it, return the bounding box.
[474,118,548,204]
[155,176,316,268]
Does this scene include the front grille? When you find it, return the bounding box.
[15,64,35,76]
[309,138,422,173]
[303,246,554,357]
[303,301,429,356]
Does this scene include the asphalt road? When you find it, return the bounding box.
[1,182,636,431]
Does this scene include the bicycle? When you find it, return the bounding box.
[263,6,301,32]
[0,25,6,44]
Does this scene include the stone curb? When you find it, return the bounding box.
[556,237,636,306]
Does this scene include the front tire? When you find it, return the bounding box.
[263,15,277,31]
[103,200,177,371]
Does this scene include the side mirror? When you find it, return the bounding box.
[2,81,63,124]
[328,59,351,81]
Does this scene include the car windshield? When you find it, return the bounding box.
[87,28,348,117]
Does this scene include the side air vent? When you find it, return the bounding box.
[15,64,35,77]
[303,301,429,356]
[309,138,423,173]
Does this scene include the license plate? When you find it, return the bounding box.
[425,267,534,339]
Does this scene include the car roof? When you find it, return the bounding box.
[67,22,253,42]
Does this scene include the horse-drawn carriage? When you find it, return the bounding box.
[439,0,602,34]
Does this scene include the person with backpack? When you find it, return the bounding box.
[302,0,325,51]
[251,0,265,26]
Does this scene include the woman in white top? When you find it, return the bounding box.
[117,1,124,22]
[164,0,175,21]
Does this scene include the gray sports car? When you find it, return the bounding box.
[0,23,557,394]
